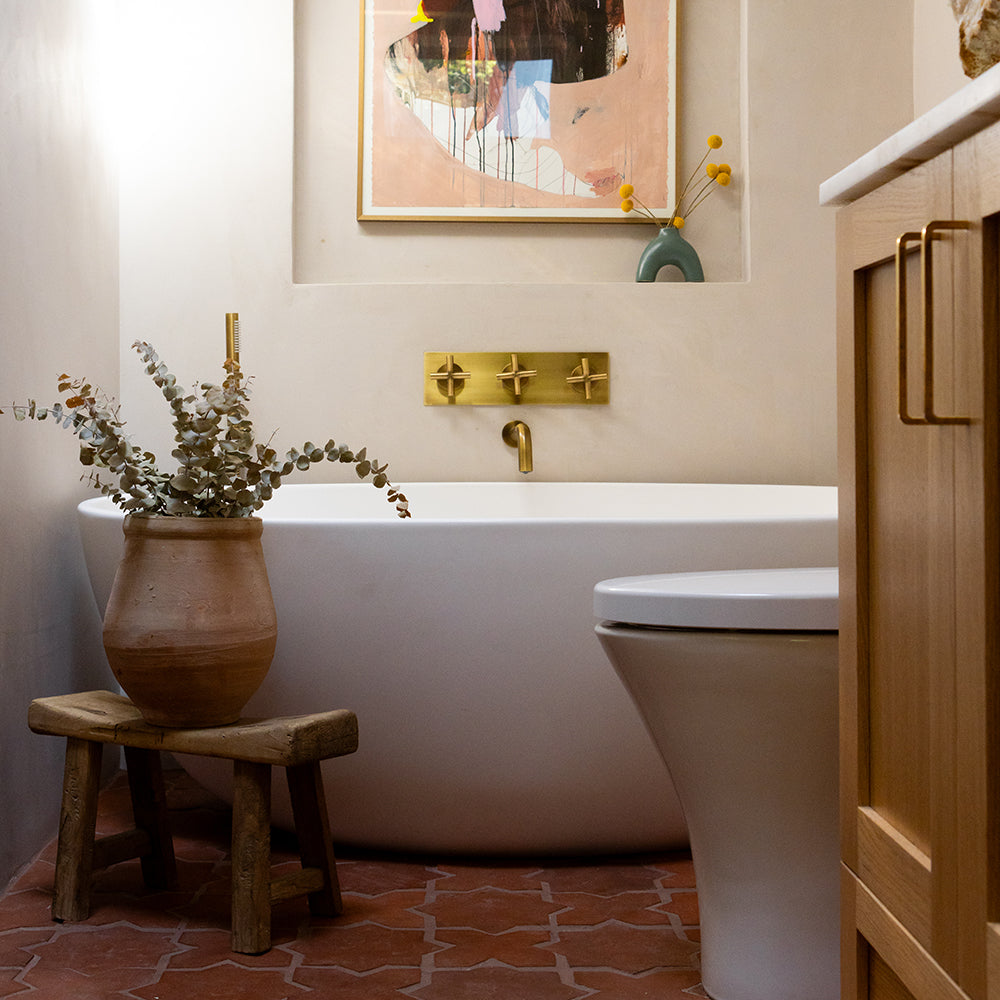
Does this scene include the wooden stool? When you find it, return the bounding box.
[28,689,359,954]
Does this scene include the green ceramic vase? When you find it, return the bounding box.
[636,226,705,283]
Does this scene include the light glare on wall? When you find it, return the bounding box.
[83,0,122,170]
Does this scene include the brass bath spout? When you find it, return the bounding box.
[502,420,533,474]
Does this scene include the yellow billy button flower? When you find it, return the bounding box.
[621,133,733,234]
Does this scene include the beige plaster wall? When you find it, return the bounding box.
[914,0,972,114]
[0,0,118,887]
[118,0,913,492]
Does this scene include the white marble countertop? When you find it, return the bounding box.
[820,61,1000,206]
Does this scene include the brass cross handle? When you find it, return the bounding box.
[566,357,609,400]
[496,353,537,399]
[429,354,472,399]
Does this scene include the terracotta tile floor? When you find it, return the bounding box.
[0,770,704,998]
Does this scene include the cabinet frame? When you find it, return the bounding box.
[837,120,1000,1000]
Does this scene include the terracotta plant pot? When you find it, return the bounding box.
[102,514,277,728]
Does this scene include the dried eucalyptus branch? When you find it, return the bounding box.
[2,340,411,519]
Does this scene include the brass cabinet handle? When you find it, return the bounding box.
[895,221,972,426]
[920,220,971,424]
[896,230,924,425]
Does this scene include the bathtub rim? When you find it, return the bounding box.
[76,480,838,527]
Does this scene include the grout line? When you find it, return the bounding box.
[2,774,705,996]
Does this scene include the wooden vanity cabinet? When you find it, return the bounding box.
[837,119,1000,1000]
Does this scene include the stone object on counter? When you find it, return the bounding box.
[953,0,1000,77]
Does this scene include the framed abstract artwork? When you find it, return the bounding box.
[357,0,677,222]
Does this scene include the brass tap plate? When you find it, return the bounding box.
[424,352,609,405]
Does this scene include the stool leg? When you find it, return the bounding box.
[231,760,272,954]
[123,746,178,891]
[52,737,102,922]
[286,761,343,916]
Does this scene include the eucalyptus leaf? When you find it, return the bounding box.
[170,472,203,492]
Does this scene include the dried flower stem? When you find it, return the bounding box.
[619,134,731,230]
[666,146,716,227]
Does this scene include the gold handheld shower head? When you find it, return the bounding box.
[225,312,240,370]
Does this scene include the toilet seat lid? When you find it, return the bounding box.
[594,566,839,630]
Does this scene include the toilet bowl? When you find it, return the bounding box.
[594,566,839,1000]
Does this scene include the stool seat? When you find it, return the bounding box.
[29,689,359,764]
[29,690,359,954]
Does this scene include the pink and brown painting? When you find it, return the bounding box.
[359,0,676,219]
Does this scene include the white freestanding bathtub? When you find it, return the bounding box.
[78,481,837,855]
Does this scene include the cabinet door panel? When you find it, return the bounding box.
[838,159,955,854]
[858,239,954,959]
[839,152,961,978]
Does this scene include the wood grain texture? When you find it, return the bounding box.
[286,761,343,916]
[124,746,178,891]
[838,117,1000,1000]
[231,760,273,954]
[28,690,358,765]
[51,738,102,922]
[857,807,932,950]
[853,874,973,1000]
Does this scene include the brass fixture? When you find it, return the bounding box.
[429,354,471,400]
[502,420,533,473]
[225,313,240,371]
[895,221,972,425]
[424,353,609,405]
[496,353,538,400]
[567,357,609,400]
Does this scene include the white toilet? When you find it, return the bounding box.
[594,566,839,1000]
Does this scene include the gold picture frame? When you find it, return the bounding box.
[357,0,677,222]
